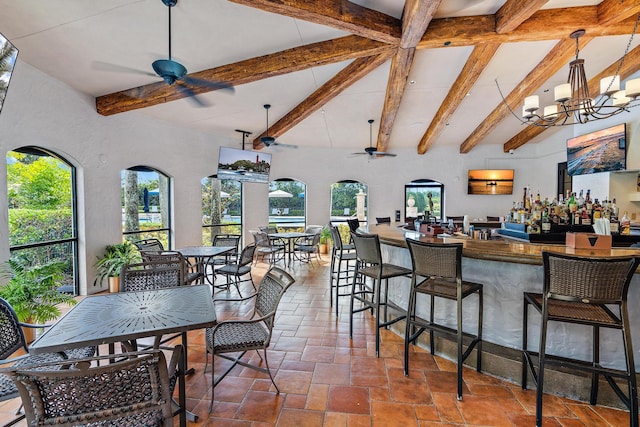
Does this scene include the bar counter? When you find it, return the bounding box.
[363,223,640,378]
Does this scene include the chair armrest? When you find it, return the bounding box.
[213,292,258,304]
[0,354,30,366]
[19,321,54,329]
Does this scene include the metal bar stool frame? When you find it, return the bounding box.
[328,224,356,317]
[403,238,483,401]
[349,231,412,357]
[522,251,640,427]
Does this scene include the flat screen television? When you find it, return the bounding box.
[0,32,19,117]
[217,146,271,183]
[567,123,626,176]
[467,169,514,195]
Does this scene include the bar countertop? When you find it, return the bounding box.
[367,223,640,265]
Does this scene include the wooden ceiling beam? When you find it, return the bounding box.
[96,35,389,116]
[377,47,415,153]
[252,52,392,149]
[597,0,640,26]
[400,0,441,48]
[227,0,401,44]
[417,42,501,154]
[504,42,640,152]
[459,36,593,154]
[418,7,637,49]
[495,0,548,34]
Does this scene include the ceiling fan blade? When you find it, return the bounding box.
[175,82,209,107]
[273,142,298,149]
[92,61,157,78]
[182,76,234,94]
[371,151,397,157]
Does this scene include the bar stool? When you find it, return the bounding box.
[349,232,412,357]
[403,238,483,401]
[328,224,356,317]
[523,251,640,427]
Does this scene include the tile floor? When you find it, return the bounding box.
[0,257,635,426]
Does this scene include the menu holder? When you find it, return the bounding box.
[566,232,612,250]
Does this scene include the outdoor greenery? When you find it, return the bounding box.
[6,150,76,289]
[330,182,367,216]
[0,258,77,323]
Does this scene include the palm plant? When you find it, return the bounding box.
[0,258,77,324]
[95,241,141,283]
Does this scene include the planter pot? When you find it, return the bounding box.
[108,276,120,293]
[319,243,328,254]
[22,326,36,344]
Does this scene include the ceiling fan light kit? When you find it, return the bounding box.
[519,15,640,127]
[260,104,297,148]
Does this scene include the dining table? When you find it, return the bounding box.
[176,245,235,285]
[28,284,217,427]
[268,231,314,266]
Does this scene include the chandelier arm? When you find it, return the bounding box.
[494,79,530,125]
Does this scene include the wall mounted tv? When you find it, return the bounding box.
[567,123,626,176]
[467,169,514,195]
[217,146,271,184]
[0,32,19,117]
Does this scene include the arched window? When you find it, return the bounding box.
[330,180,368,225]
[405,179,444,222]
[202,177,242,244]
[6,147,79,294]
[269,179,306,231]
[121,166,171,248]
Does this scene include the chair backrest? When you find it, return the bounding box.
[138,251,190,284]
[0,298,29,360]
[213,234,241,250]
[251,230,271,248]
[237,243,257,267]
[120,261,184,292]
[5,349,176,427]
[133,238,165,253]
[350,232,382,265]
[329,224,345,251]
[254,267,295,330]
[543,251,640,304]
[376,216,391,224]
[406,239,462,280]
[346,218,360,233]
[304,225,323,235]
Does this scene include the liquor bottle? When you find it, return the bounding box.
[585,189,593,216]
[568,193,577,213]
[577,189,585,208]
[611,197,619,218]
[541,209,551,233]
[592,199,602,221]
[620,211,631,235]
[610,214,619,235]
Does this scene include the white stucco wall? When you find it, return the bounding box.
[1,59,639,294]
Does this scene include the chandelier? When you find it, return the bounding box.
[519,15,640,127]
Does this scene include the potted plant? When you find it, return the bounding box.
[0,258,78,342]
[318,226,331,254]
[95,241,141,293]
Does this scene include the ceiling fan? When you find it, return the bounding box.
[94,0,233,106]
[353,119,396,158]
[260,104,298,149]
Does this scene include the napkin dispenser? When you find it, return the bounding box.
[566,232,612,250]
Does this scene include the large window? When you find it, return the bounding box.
[268,179,306,231]
[405,179,444,222]
[121,166,171,248]
[330,180,368,225]
[202,177,242,244]
[6,147,78,294]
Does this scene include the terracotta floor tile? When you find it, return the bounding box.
[371,401,419,427]
[275,408,324,426]
[456,395,513,426]
[234,390,284,423]
[326,385,370,414]
[312,362,350,385]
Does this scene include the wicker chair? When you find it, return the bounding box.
[346,218,360,233]
[206,267,295,413]
[250,230,285,265]
[214,243,257,296]
[133,238,165,252]
[349,232,412,358]
[3,347,181,427]
[403,239,483,401]
[328,224,356,317]
[293,231,322,265]
[522,251,640,427]
[375,216,391,224]
[0,298,95,426]
[140,250,203,285]
[120,261,184,292]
